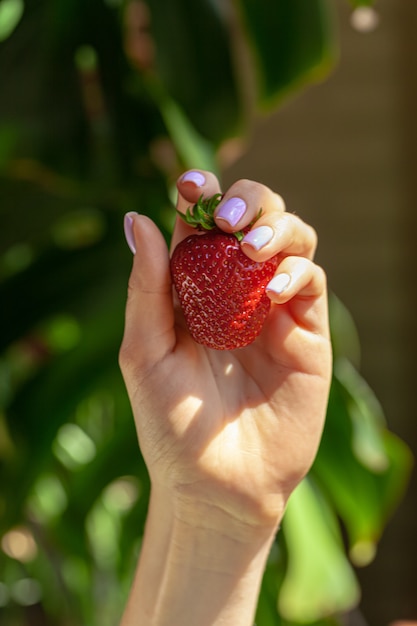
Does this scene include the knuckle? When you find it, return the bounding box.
[317,263,327,286]
[227,180,287,215]
[229,178,268,198]
[118,337,135,374]
[308,224,318,254]
[273,192,286,212]
[119,337,149,389]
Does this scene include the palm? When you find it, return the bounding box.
[132,298,330,523]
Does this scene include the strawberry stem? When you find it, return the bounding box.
[177,194,263,241]
[177,193,223,231]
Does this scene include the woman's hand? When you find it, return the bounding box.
[118,170,332,625]
[120,169,331,526]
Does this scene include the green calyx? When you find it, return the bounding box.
[178,193,223,231]
[177,193,263,242]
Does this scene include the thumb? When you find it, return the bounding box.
[119,212,175,379]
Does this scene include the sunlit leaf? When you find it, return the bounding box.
[335,357,388,472]
[313,375,413,563]
[256,536,287,626]
[38,314,82,353]
[328,293,361,368]
[28,473,68,522]
[148,78,218,172]
[236,0,337,106]
[146,0,242,143]
[0,0,24,42]
[279,478,360,622]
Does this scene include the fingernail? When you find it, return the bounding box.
[124,212,137,254]
[266,273,291,295]
[216,197,247,227]
[181,170,206,187]
[242,225,274,251]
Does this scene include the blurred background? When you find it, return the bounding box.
[224,1,417,621]
[0,0,416,624]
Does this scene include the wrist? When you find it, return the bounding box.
[150,476,284,543]
[121,480,283,625]
[172,492,282,548]
[156,489,279,625]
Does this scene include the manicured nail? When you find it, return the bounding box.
[124,212,137,254]
[181,170,206,187]
[266,273,291,295]
[216,197,247,227]
[242,225,274,251]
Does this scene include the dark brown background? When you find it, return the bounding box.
[224,0,417,622]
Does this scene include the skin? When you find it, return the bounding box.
[118,170,333,626]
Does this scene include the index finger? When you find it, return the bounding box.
[170,170,222,253]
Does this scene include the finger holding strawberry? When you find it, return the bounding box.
[172,171,328,358]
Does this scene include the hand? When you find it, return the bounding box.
[119,170,332,626]
[120,169,332,529]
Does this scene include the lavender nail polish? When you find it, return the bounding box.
[124,212,137,254]
[242,226,274,251]
[181,170,206,187]
[266,273,291,295]
[216,197,246,227]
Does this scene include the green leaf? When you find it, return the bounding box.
[0,0,24,42]
[312,373,413,564]
[279,478,360,622]
[328,293,361,368]
[0,124,18,165]
[146,0,242,144]
[0,306,124,532]
[236,0,337,107]
[335,358,388,472]
[0,206,128,353]
[256,535,287,626]
[147,78,218,172]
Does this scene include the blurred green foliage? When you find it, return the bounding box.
[0,0,412,624]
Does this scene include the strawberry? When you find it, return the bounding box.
[170,194,279,350]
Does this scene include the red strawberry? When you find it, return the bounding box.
[170,194,279,350]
